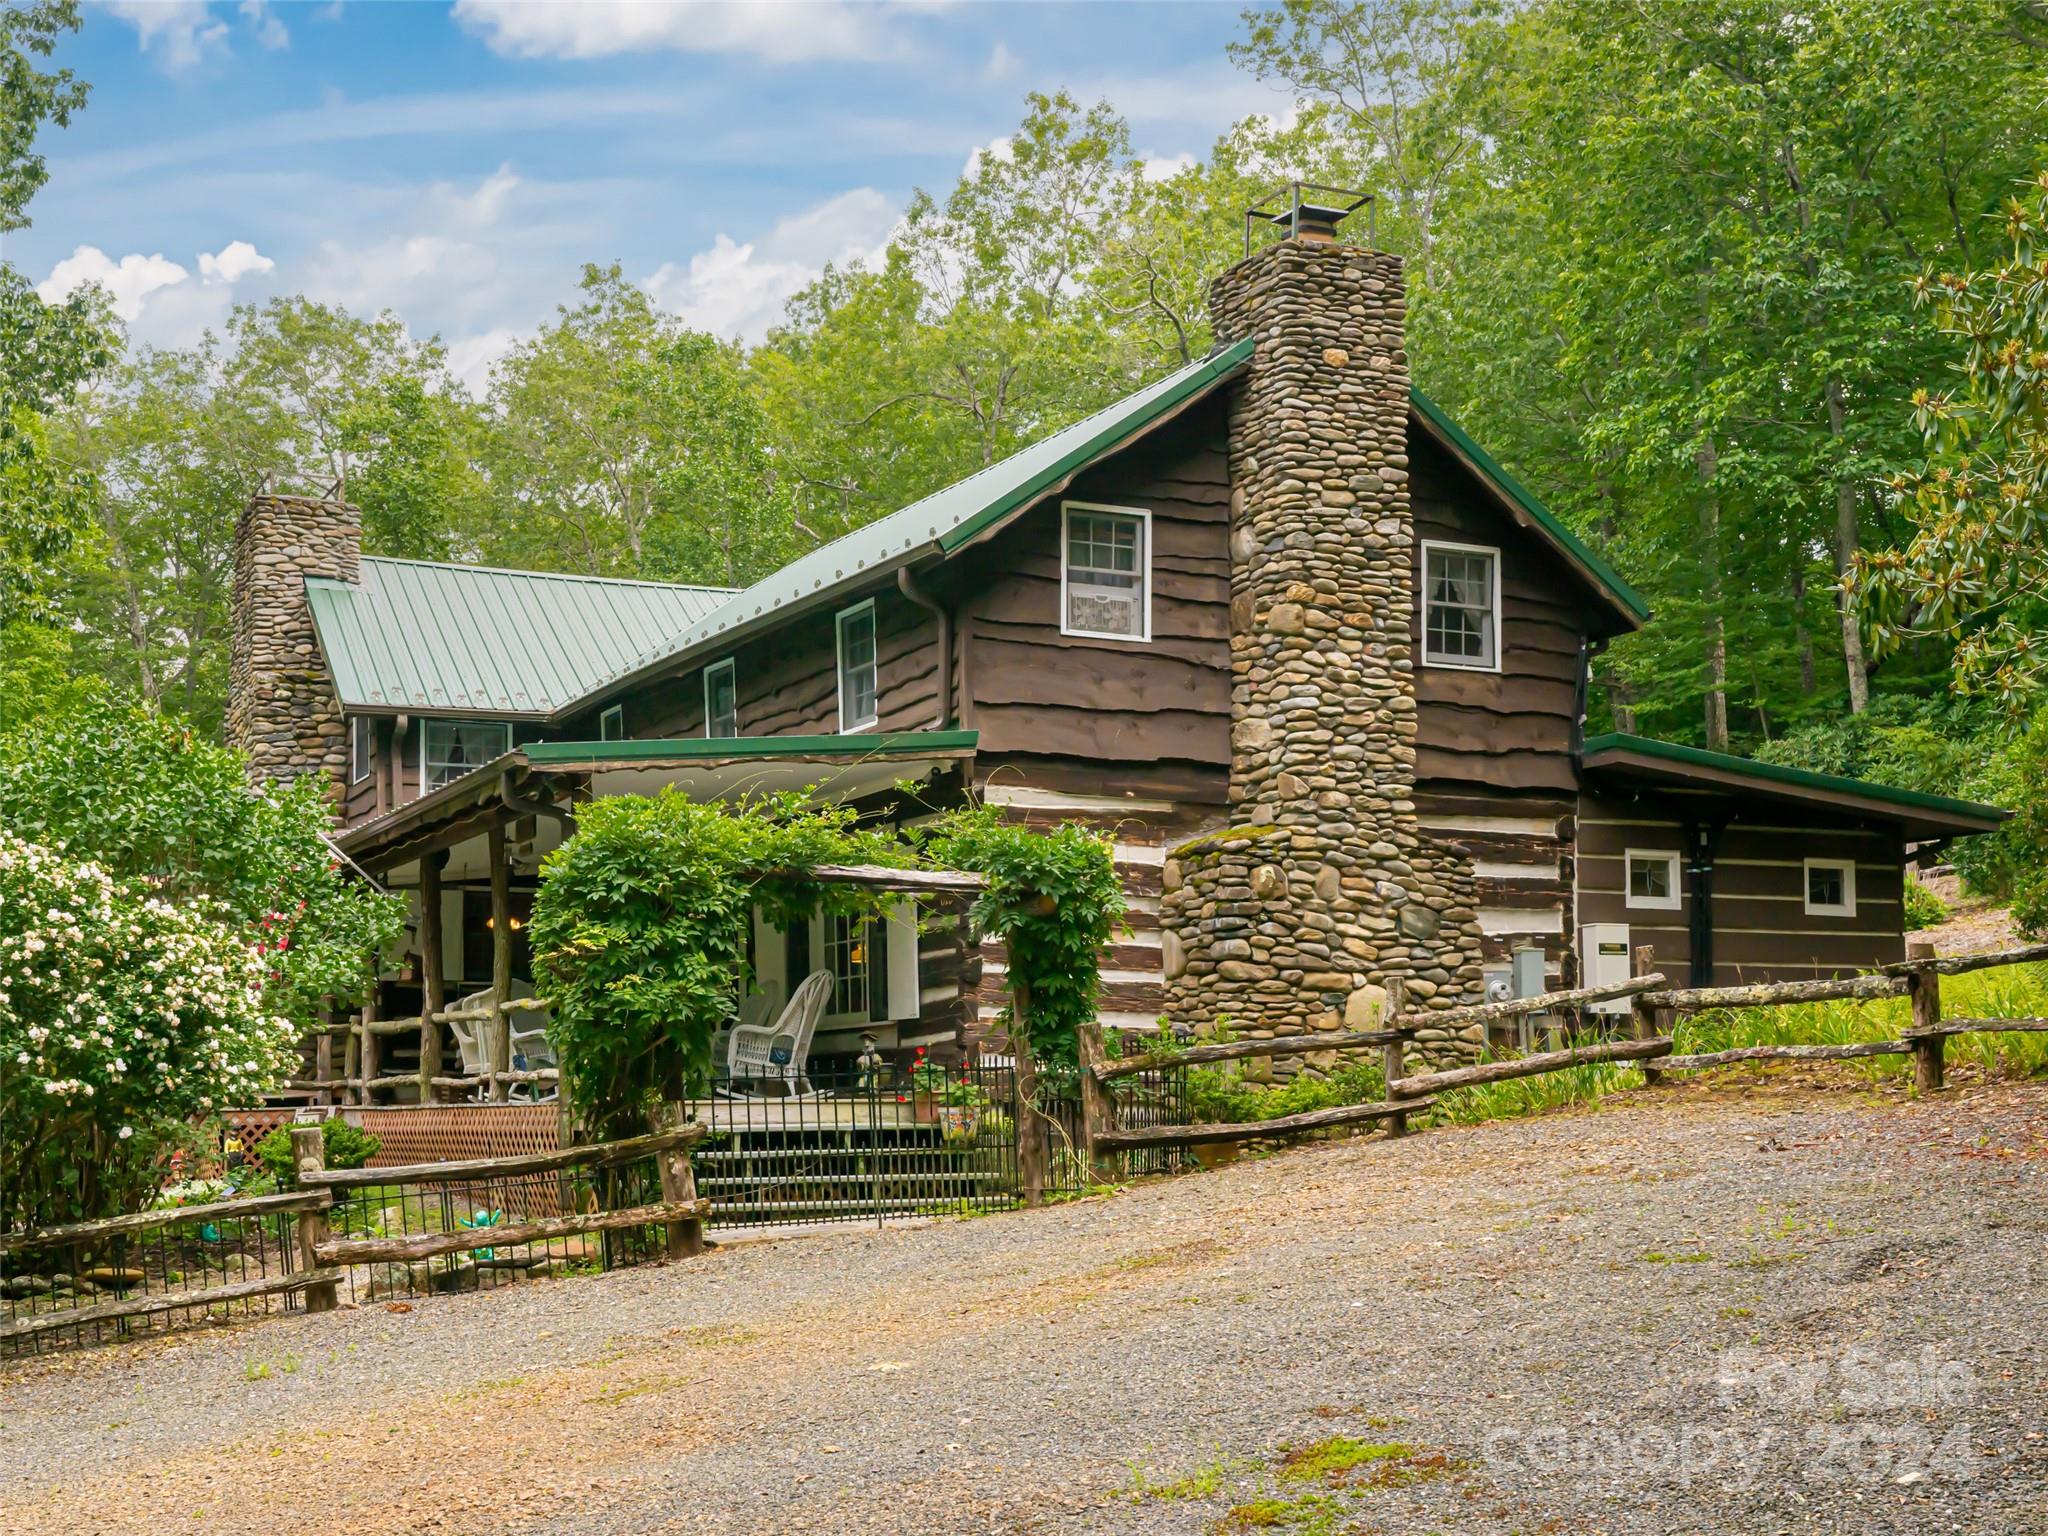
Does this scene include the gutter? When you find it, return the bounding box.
[896,565,954,729]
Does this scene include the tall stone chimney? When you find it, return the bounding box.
[1159,220,1490,1066]
[224,489,360,798]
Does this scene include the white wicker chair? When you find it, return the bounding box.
[722,970,832,1096]
[714,986,781,1084]
[448,987,557,1103]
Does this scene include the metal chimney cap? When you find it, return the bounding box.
[1244,181,1375,253]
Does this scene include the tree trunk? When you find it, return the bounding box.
[1791,563,1817,697]
[1696,437,1729,752]
[1824,378,1870,714]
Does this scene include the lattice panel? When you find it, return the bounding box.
[354,1105,562,1166]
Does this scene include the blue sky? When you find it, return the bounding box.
[14,1,1288,389]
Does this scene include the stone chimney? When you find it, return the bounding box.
[224,489,360,798]
[1158,223,1489,1066]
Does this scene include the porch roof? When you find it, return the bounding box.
[333,730,978,873]
[1579,733,2007,841]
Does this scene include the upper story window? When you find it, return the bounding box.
[704,658,738,739]
[1804,858,1856,917]
[421,718,511,794]
[1625,849,1681,911]
[349,716,373,785]
[1421,540,1500,670]
[599,704,624,741]
[1061,502,1150,641]
[836,600,878,733]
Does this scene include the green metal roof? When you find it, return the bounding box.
[306,558,732,715]
[525,730,979,766]
[569,338,1257,712]
[1410,389,1651,628]
[1580,732,2007,834]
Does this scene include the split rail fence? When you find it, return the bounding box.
[1076,937,2048,1172]
[1,1118,707,1356]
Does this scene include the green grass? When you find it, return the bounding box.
[1275,1436,1412,1483]
[1216,1493,1344,1533]
[1429,962,2048,1125]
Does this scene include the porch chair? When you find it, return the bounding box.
[713,986,782,1086]
[447,987,558,1103]
[721,969,833,1097]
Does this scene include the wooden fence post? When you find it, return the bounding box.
[1381,977,1409,1137]
[289,1125,340,1314]
[1632,945,1665,1088]
[1076,1019,1112,1181]
[1906,937,1945,1093]
[1010,990,1047,1207]
[656,1100,704,1259]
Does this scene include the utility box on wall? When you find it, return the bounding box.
[1580,923,1634,1014]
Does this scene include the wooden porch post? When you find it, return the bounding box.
[488,820,512,1102]
[358,971,381,1105]
[1907,937,1945,1092]
[417,852,445,1104]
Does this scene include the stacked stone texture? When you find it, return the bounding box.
[224,492,359,801]
[1158,239,1490,1069]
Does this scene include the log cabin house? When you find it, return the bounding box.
[226,189,2003,1092]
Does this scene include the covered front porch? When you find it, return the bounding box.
[297,730,985,1110]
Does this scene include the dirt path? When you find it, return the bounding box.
[4,1079,2045,1535]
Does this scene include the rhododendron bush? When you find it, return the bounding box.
[0,831,298,1228]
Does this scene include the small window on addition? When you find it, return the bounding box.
[1804,858,1856,917]
[349,716,372,785]
[1061,503,1150,640]
[421,719,511,794]
[1625,849,1681,911]
[836,601,878,733]
[599,704,624,741]
[703,658,738,739]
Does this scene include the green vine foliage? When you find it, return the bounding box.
[528,788,910,1139]
[920,804,1126,1067]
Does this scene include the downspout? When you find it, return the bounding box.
[1682,819,1723,988]
[1573,637,1603,760]
[896,566,954,729]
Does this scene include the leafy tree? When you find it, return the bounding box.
[0,693,404,1025]
[0,0,86,232]
[340,372,483,563]
[1858,171,2048,710]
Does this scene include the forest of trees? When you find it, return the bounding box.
[3,0,2044,921]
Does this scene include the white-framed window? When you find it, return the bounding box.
[836,600,878,733]
[824,910,873,1019]
[703,658,738,739]
[599,704,624,741]
[1804,857,1856,917]
[1060,502,1151,641]
[1421,539,1501,670]
[420,718,511,795]
[349,716,373,785]
[1624,848,1682,911]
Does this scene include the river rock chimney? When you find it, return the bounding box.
[224,486,359,799]
[1159,194,1489,1067]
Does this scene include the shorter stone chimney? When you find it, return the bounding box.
[224,489,360,797]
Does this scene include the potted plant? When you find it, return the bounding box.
[936,1074,991,1145]
[905,1049,947,1124]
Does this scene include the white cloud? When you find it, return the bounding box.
[444,327,521,397]
[240,0,290,50]
[1139,151,1198,183]
[37,246,190,322]
[645,185,897,342]
[982,40,1019,82]
[452,0,901,65]
[962,134,1012,180]
[106,0,229,73]
[198,238,275,284]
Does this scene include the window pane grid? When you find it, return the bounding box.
[1065,509,1147,637]
[826,913,869,1016]
[1423,546,1497,668]
[705,662,737,738]
[839,608,877,728]
[423,720,510,792]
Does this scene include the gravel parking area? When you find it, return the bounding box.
[3,1076,2044,1535]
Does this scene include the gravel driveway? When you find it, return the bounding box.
[3,1076,2044,1535]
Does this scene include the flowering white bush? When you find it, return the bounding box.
[0,830,296,1228]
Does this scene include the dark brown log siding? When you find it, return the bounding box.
[954,397,1231,791]
[1416,789,1577,979]
[1409,424,1589,797]
[1576,791,1907,983]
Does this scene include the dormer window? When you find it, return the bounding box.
[1421,540,1500,670]
[421,719,510,794]
[600,704,624,741]
[1061,503,1150,641]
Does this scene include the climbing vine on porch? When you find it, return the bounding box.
[919,805,1127,1068]
[528,788,911,1140]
